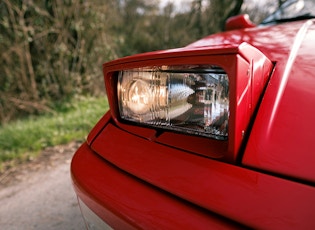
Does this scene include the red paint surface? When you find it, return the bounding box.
[72,19,315,229]
[88,123,315,229]
[225,14,256,31]
[243,20,315,183]
[72,143,244,229]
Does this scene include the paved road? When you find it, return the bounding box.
[0,142,86,230]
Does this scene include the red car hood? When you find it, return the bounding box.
[187,19,314,65]
[190,19,315,184]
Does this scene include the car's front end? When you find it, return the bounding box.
[71,1,315,229]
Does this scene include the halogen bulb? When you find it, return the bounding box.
[127,79,152,114]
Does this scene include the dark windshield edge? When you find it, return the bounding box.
[260,0,315,25]
[261,13,315,25]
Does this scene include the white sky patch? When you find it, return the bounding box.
[159,0,192,12]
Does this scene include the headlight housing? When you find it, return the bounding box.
[118,65,229,140]
[104,42,273,161]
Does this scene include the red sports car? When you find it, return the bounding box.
[71,0,315,229]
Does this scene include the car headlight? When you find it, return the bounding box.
[105,43,273,161]
[118,65,229,140]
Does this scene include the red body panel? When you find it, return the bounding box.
[243,20,315,183]
[89,123,315,229]
[72,142,244,229]
[188,20,315,183]
[71,19,315,229]
[225,14,256,31]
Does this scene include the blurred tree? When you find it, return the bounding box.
[154,2,194,49]
[0,0,117,123]
[111,0,161,56]
[175,0,243,43]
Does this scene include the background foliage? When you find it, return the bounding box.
[0,0,280,124]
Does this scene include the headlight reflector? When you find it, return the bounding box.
[118,65,229,140]
[126,79,152,114]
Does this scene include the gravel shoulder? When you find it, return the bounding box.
[0,141,85,230]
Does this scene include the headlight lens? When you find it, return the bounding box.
[118,65,229,140]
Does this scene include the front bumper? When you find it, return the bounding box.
[71,117,315,229]
[71,142,241,229]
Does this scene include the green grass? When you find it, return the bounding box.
[0,96,109,168]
